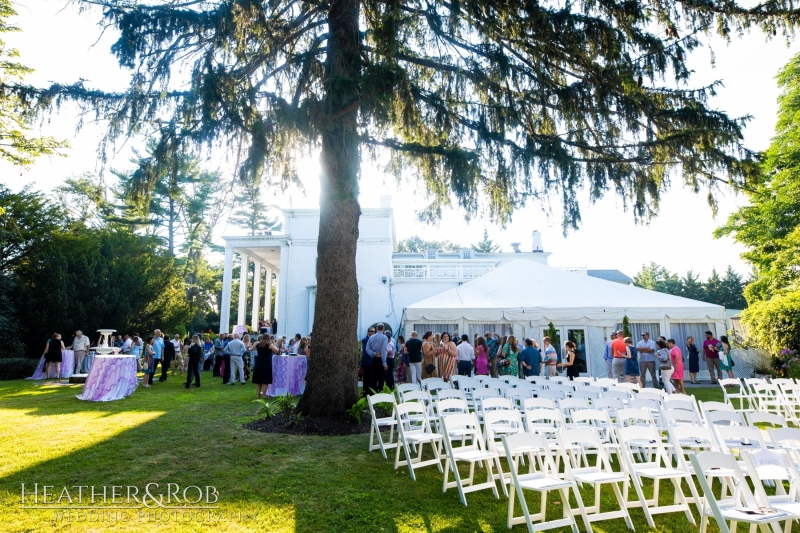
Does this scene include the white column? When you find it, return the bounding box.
[263,267,273,321]
[274,273,282,335]
[237,253,249,327]
[220,246,234,334]
[251,260,261,332]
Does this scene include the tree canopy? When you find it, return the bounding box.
[632,262,746,308]
[396,235,462,253]
[20,0,800,415]
[717,51,800,352]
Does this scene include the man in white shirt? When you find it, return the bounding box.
[70,330,91,374]
[120,334,133,354]
[291,334,302,354]
[455,334,476,376]
[636,332,659,388]
[223,333,247,385]
[385,335,396,389]
[541,336,558,376]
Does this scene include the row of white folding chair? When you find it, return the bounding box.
[390,395,800,532]
[396,398,706,530]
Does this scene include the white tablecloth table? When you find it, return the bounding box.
[28,350,75,379]
[267,355,307,396]
[76,355,138,401]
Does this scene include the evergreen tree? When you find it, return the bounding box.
[471,229,499,253]
[0,184,63,272]
[228,184,282,236]
[0,0,66,166]
[680,270,707,301]
[633,263,681,295]
[704,268,727,306]
[28,0,800,416]
[721,265,747,309]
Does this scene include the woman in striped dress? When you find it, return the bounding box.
[438,332,457,382]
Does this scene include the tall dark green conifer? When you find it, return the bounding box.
[23,0,800,416]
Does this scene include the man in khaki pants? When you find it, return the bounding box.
[70,330,91,373]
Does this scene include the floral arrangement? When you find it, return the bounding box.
[775,348,800,379]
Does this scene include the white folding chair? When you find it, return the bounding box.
[663,397,699,413]
[558,397,590,424]
[549,376,570,385]
[614,382,641,394]
[422,377,449,392]
[668,425,720,473]
[715,425,768,458]
[526,375,546,385]
[603,390,631,402]
[701,400,736,413]
[396,382,422,399]
[440,412,500,506]
[662,409,703,427]
[704,408,745,430]
[523,408,563,438]
[572,376,595,386]
[719,378,752,411]
[523,397,556,410]
[593,398,625,421]
[744,377,768,405]
[400,390,434,422]
[501,432,579,533]
[752,383,787,417]
[617,425,700,528]
[434,398,470,436]
[690,451,792,533]
[747,411,788,429]
[557,428,634,533]
[537,389,566,401]
[767,427,800,466]
[595,377,618,389]
[569,409,619,459]
[771,378,796,390]
[635,389,665,403]
[483,409,525,496]
[424,382,450,397]
[615,407,655,429]
[479,397,514,425]
[367,393,397,458]
[778,385,800,423]
[742,448,800,513]
[470,388,499,412]
[570,389,600,402]
[435,388,466,402]
[394,401,443,480]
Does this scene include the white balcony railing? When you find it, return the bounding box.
[393,263,495,280]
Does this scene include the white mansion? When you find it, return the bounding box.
[219,196,632,338]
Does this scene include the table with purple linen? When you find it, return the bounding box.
[28,350,75,379]
[267,355,307,396]
[76,355,138,401]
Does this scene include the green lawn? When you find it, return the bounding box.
[0,376,739,533]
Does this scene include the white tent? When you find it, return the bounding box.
[404,259,724,323]
[403,260,725,377]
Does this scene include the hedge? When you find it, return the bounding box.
[0,358,39,380]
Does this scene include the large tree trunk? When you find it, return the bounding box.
[297,0,361,417]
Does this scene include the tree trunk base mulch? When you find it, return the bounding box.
[245,413,373,436]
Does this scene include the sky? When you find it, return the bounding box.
[3,1,798,279]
